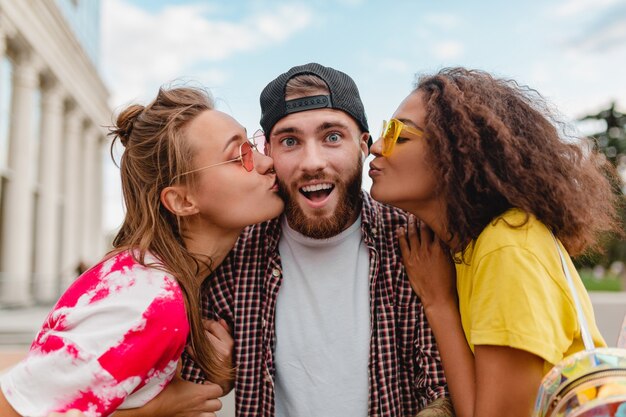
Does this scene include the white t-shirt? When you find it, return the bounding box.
[1,251,188,417]
[274,217,370,417]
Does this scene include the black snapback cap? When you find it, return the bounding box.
[260,63,370,145]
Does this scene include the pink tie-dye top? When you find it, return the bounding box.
[0,251,189,417]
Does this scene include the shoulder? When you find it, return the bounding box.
[361,192,417,302]
[30,252,187,361]
[462,209,567,296]
[56,251,182,313]
[111,251,182,293]
[212,218,280,284]
[361,191,408,232]
[86,251,184,311]
[234,218,281,251]
[472,209,553,260]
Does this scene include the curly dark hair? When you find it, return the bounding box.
[415,67,621,257]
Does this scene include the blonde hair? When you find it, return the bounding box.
[108,86,230,382]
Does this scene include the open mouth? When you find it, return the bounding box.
[299,183,335,203]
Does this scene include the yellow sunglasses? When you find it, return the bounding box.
[381,118,424,156]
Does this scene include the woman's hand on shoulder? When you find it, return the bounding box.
[398,215,457,311]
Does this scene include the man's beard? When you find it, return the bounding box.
[278,157,363,239]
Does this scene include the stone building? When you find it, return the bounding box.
[0,0,109,306]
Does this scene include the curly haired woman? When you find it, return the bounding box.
[368,68,621,417]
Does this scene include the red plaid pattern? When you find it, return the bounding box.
[182,192,447,417]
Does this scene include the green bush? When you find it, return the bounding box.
[579,269,623,292]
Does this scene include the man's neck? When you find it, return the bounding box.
[285,198,363,240]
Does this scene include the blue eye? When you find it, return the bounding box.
[282,137,297,147]
[327,133,341,143]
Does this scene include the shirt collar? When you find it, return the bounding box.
[359,190,382,244]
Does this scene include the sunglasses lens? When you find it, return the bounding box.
[251,129,267,155]
[251,129,265,145]
[382,120,397,156]
[381,121,388,153]
[241,142,254,172]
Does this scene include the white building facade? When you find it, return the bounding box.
[0,0,109,306]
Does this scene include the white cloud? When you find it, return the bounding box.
[424,13,461,31]
[551,0,619,17]
[573,16,626,52]
[337,0,366,6]
[252,5,313,43]
[431,41,464,60]
[378,58,409,73]
[556,95,620,124]
[577,118,609,136]
[102,0,313,108]
[528,62,553,85]
[195,68,229,87]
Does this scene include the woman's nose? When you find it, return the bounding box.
[254,150,275,175]
[370,135,383,156]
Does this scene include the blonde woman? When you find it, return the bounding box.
[0,86,283,417]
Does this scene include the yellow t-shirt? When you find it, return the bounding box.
[455,209,606,374]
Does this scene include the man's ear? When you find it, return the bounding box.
[160,185,199,217]
[264,140,272,157]
[360,132,370,159]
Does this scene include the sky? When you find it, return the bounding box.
[100,0,626,233]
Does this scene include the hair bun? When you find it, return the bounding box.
[111,104,145,147]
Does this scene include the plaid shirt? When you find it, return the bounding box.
[182,192,447,417]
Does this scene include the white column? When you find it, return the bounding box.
[93,135,106,258]
[33,80,65,302]
[0,30,6,103]
[0,50,39,306]
[60,107,83,288]
[0,29,8,304]
[80,126,98,265]
[0,18,15,103]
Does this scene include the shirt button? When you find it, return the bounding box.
[262,318,266,328]
[272,268,281,277]
[371,227,378,236]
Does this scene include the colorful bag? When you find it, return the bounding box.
[618,316,626,349]
[532,238,626,417]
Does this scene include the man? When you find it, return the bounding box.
[182,63,451,417]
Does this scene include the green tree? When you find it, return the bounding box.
[576,103,626,271]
